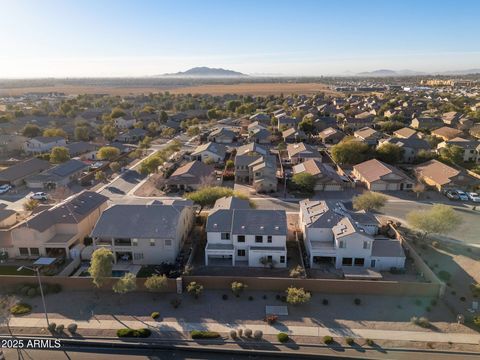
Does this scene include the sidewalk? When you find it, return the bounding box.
[7,317,480,345]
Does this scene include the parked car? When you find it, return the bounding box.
[445,190,459,200]
[0,184,12,194]
[456,190,469,201]
[468,192,480,202]
[29,192,48,201]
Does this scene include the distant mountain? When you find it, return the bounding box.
[441,68,480,75]
[354,68,480,77]
[159,67,247,77]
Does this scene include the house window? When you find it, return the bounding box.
[133,253,144,260]
[363,241,370,249]
[132,239,138,247]
[221,232,230,240]
[370,259,376,268]
[280,256,285,264]
[342,257,353,266]
[237,249,246,257]
[19,248,29,256]
[30,248,40,256]
[255,236,263,243]
[339,240,346,249]
[237,235,245,243]
[267,255,273,262]
[267,236,272,243]
[354,258,365,266]
[165,239,172,247]
[149,239,155,247]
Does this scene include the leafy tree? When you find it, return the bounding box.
[186,282,204,299]
[102,125,118,141]
[97,146,120,161]
[139,156,162,175]
[147,121,159,135]
[95,171,106,182]
[185,186,235,212]
[109,161,121,173]
[438,144,464,165]
[187,126,200,137]
[375,143,403,164]
[226,160,234,170]
[352,191,387,212]
[298,117,314,134]
[134,120,144,129]
[139,136,152,149]
[161,127,176,138]
[23,199,39,211]
[286,287,311,305]
[377,121,404,133]
[74,126,90,141]
[43,128,68,138]
[50,146,70,164]
[159,111,169,123]
[291,173,316,193]
[231,282,247,297]
[407,204,462,240]
[22,123,41,137]
[88,248,114,287]
[144,274,168,292]
[415,149,437,164]
[113,273,137,294]
[110,107,126,119]
[331,137,370,165]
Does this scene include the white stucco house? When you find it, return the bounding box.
[190,142,227,164]
[299,199,405,271]
[113,115,137,129]
[23,136,67,154]
[205,197,287,268]
[91,199,194,265]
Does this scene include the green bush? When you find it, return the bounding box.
[277,332,289,343]
[438,270,451,282]
[9,303,32,316]
[253,330,263,340]
[244,328,253,338]
[473,316,480,326]
[345,337,354,345]
[117,328,151,338]
[48,322,57,333]
[56,324,64,333]
[366,338,374,346]
[67,323,78,334]
[190,330,221,339]
[151,311,160,320]
[323,335,334,344]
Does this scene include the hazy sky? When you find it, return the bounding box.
[1,0,479,78]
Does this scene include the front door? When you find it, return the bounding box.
[370,259,376,268]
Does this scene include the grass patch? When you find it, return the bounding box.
[190,330,221,339]
[9,303,32,316]
[0,266,34,276]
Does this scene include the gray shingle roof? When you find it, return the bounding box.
[371,239,405,258]
[0,158,51,182]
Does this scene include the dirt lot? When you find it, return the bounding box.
[0,82,341,96]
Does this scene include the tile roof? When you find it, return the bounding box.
[353,159,411,183]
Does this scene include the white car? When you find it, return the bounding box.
[456,190,469,201]
[468,192,480,202]
[30,192,48,201]
[0,184,12,194]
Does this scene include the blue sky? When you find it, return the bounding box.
[1,0,479,77]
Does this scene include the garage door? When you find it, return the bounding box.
[370,182,387,191]
[324,184,342,191]
[386,183,399,191]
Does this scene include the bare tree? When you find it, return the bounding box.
[199,174,216,189]
[50,186,74,203]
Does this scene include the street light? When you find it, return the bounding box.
[17,264,50,327]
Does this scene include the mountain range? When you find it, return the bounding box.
[159,67,247,77]
[354,68,480,77]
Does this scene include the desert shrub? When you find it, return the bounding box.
[286,287,311,305]
[354,298,361,305]
[231,281,247,297]
[264,314,278,325]
[67,323,77,334]
[438,270,451,282]
[56,324,64,333]
[237,329,243,337]
[366,338,374,346]
[277,332,289,343]
[411,316,430,328]
[322,298,329,305]
[253,330,263,340]
[222,294,228,300]
[9,303,32,316]
[48,322,57,333]
[244,328,253,338]
[473,316,480,326]
[117,328,151,338]
[186,282,203,299]
[323,335,334,344]
[345,337,354,345]
[170,298,181,308]
[151,311,160,320]
[230,330,237,339]
[190,330,220,339]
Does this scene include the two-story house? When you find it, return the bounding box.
[91,200,194,265]
[286,142,321,165]
[205,197,287,268]
[190,142,227,164]
[113,114,137,129]
[23,136,67,154]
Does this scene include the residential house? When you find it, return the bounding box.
[299,200,404,270]
[205,198,287,267]
[25,159,88,189]
[352,159,414,191]
[91,200,194,265]
[282,128,306,143]
[166,160,216,191]
[353,127,382,145]
[414,159,480,191]
[278,116,299,131]
[441,111,463,126]
[393,127,418,139]
[318,127,345,144]
[313,116,337,132]
[293,159,350,191]
[0,134,27,154]
[286,142,321,165]
[116,128,147,143]
[207,128,237,144]
[234,143,268,182]
[437,137,480,163]
[113,114,137,129]
[248,155,277,192]
[23,136,67,154]
[248,127,271,144]
[378,137,430,163]
[431,126,463,141]
[249,113,271,126]
[339,117,374,132]
[190,142,227,164]
[410,117,443,130]
[10,191,108,260]
[65,142,97,158]
[0,158,51,186]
